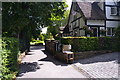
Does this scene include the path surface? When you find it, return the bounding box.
[17,46,86,78]
[73,52,119,78]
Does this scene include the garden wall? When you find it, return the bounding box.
[45,37,116,63]
[45,40,58,56]
[45,40,68,63]
[74,50,112,60]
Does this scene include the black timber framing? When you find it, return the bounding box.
[106,19,120,21]
[71,16,82,23]
[104,2,106,36]
[98,27,100,37]
[73,26,79,30]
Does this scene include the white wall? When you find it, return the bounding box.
[87,20,105,26]
[106,7,120,19]
[106,21,120,27]
[105,1,116,5]
[105,1,120,28]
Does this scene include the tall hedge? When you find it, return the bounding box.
[115,25,120,51]
[1,37,19,80]
[61,37,115,52]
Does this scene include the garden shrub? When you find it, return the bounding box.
[1,37,19,80]
[39,34,44,41]
[61,37,115,52]
[115,25,120,51]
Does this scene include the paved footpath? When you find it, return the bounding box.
[17,46,86,78]
[73,52,119,78]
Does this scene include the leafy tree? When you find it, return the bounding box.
[47,9,70,39]
[2,2,67,51]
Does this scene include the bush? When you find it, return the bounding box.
[1,37,19,80]
[61,37,115,52]
[115,25,120,51]
[39,34,44,41]
[30,39,44,45]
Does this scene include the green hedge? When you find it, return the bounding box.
[61,37,115,52]
[1,37,19,80]
[115,25,120,51]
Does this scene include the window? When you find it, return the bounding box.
[111,7,117,15]
[107,28,115,36]
[107,28,111,35]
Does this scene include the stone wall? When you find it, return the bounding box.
[74,50,112,60]
[45,40,57,56]
[45,40,113,63]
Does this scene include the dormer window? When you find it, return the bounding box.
[111,7,117,15]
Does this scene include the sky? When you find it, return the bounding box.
[66,0,72,9]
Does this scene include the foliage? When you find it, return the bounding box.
[46,9,69,39]
[1,37,19,80]
[2,2,68,52]
[61,37,115,52]
[83,26,93,35]
[30,39,44,45]
[45,33,55,40]
[39,34,44,41]
[115,25,120,51]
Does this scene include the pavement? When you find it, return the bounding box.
[17,46,86,78]
[17,45,119,79]
[73,52,119,78]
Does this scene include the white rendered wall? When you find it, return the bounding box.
[105,1,116,5]
[106,21,120,27]
[105,7,120,19]
[87,20,105,26]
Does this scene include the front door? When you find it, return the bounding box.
[92,27,98,37]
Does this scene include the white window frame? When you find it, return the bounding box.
[107,28,115,36]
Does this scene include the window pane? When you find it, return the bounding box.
[111,7,117,15]
[107,28,111,35]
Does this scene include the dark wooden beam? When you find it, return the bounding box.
[71,16,82,23]
[105,5,119,7]
[73,26,79,30]
[106,19,120,21]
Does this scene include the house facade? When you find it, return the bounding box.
[63,0,120,37]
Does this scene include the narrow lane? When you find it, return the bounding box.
[17,46,86,78]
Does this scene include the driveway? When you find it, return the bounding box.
[73,52,119,78]
[17,46,86,78]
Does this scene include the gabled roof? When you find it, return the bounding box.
[77,2,106,20]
